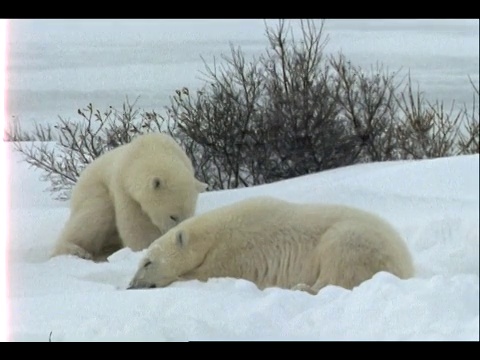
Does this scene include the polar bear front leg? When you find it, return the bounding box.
[114,197,163,251]
[53,241,94,261]
[52,198,117,261]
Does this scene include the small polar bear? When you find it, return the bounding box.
[128,196,414,294]
[52,133,208,262]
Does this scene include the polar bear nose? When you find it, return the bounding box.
[127,282,156,290]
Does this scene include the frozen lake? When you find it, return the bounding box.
[6,19,480,130]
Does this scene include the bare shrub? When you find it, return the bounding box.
[164,20,364,188]
[457,77,479,155]
[395,75,476,159]
[329,55,404,162]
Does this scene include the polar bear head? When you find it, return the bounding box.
[119,133,208,235]
[128,224,211,289]
[124,166,207,233]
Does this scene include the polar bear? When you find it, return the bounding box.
[128,196,414,293]
[52,133,208,262]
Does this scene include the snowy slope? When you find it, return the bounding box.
[5,142,479,341]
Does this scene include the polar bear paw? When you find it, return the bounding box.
[53,243,94,261]
[291,283,316,295]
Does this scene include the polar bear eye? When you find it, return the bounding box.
[152,177,162,190]
[144,260,152,268]
[170,215,179,223]
[176,230,188,248]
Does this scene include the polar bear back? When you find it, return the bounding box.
[185,197,413,288]
[111,133,195,177]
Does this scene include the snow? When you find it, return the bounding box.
[5,142,479,341]
[3,18,479,342]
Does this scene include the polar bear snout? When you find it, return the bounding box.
[127,281,156,290]
[127,275,174,289]
[128,255,178,290]
[128,267,157,289]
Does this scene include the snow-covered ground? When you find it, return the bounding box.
[3,18,479,342]
[5,142,479,341]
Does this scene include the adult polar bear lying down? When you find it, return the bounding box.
[128,196,414,294]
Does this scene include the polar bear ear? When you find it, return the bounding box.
[152,177,162,190]
[196,180,208,193]
[176,230,188,249]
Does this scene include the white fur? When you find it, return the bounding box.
[129,196,414,294]
[52,133,207,261]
